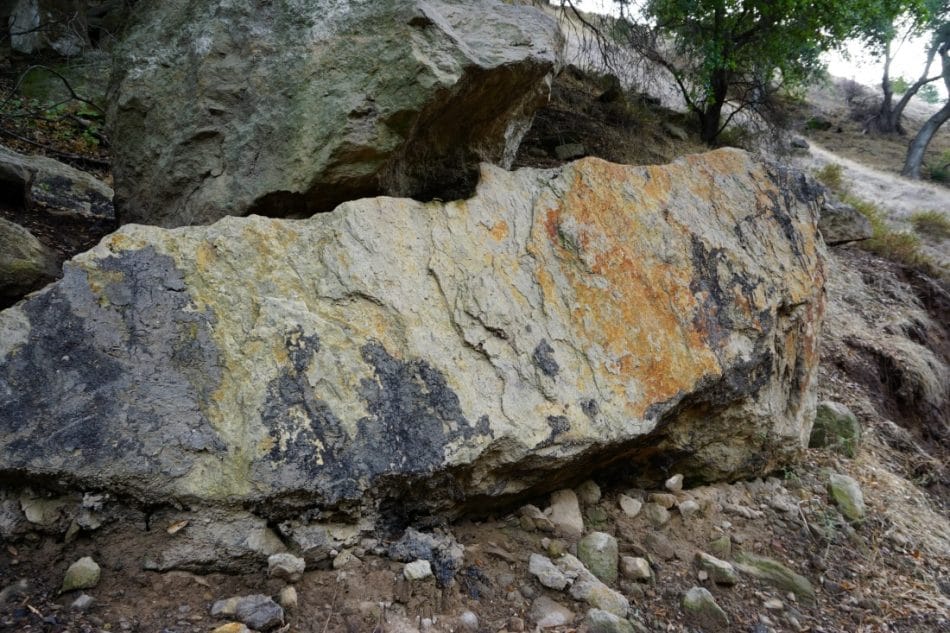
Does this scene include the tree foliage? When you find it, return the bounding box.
[600,0,881,143]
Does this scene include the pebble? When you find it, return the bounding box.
[61,557,101,592]
[459,611,478,632]
[618,495,642,518]
[71,594,96,612]
[575,480,602,505]
[232,595,284,631]
[665,474,684,492]
[267,553,305,583]
[279,586,298,610]
[530,595,574,628]
[682,586,729,629]
[647,493,676,509]
[508,616,525,632]
[641,503,670,527]
[764,598,784,610]
[519,505,556,532]
[211,624,251,633]
[620,556,651,581]
[404,559,433,581]
[577,532,619,584]
[677,499,700,517]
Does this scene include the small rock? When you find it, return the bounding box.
[211,624,251,633]
[548,489,584,538]
[644,532,676,560]
[404,559,433,581]
[61,557,101,592]
[735,554,815,602]
[677,499,700,517]
[620,556,651,581]
[0,579,29,604]
[211,597,240,617]
[458,611,478,632]
[528,553,569,590]
[545,538,568,557]
[647,493,676,508]
[519,505,555,532]
[508,616,525,632]
[530,595,574,628]
[278,586,298,611]
[791,137,809,150]
[577,532,619,584]
[827,473,866,522]
[810,401,861,456]
[618,495,642,518]
[71,594,96,612]
[662,122,689,141]
[682,586,729,630]
[234,594,284,631]
[664,474,684,493]
[575,480,602,505]
[268,552,305,582]
[697,570,709,581]
[641,503,670,527]
[695,552,738,586]
[332,549,358,569]
[763,598,784,610]
[586,608,636,633]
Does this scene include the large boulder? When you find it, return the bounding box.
[108,0,563,227]
[0,217,59,307]
[0,150,824,529]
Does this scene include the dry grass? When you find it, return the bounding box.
[910,210,950,241]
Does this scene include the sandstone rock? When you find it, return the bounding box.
[530,596,574,628]
[0,151,825,539]
[528,553,569,590]
[819,198,873,246]
[0,218,58,307]
[618,495,642,518]
[109,0,562,226]
[211,624,251,633]
[827,473,866,522]
[810,401,861,457]
[267,553,305,583]
[549,490,584,538]
[735,554,815,602]
[682,586,728,630]
[577,532,618,584]
[586,608,636,633]
[61,556,100,592]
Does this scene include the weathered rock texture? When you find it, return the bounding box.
[108,0,563,227]
[0,150,824,527]
[0,218,59,307]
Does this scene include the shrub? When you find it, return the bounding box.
[814,163,845,193]
[910,210,950,240]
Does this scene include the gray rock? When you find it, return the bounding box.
[528,553,569,590]
[280,521,360,565]
[695,552,737,586]
[827,473,866,521]
[682,586,729,630]
[61,557,100,592]
[577,532,619,584]
[647,493,676,508]
[620,556,651,581]
[644,532,676,560]
[819,199,873,246]
[618,495,642,518]
[555,143,586,161]
[575,479,602,505]
[0,218,58,306]
[558,554,628,617]
[519,504,556,532]
[458,611,479,632]
[109,0,563,226]
[810,401,861,457]
[735,554,815,602]
[530,596,574,628]
[404,559,433,581]
[233,594,284,631]
[0,579,29,604]
[0,151,825,543]
[549,489,584,538]
[641,503,670,527]
[586,608,636,633]
[268,552,305,582]
[388,528,463,586]
[708,534,732,559]
[677,499,700,517]
[71,593,96,611]
[791,137,810,150]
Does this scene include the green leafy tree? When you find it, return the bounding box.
[903,19,950,178]
[598,0,881,143]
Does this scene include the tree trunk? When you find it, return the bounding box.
[876,42,900,134]
[699,69,729,144]
[901,100,950,178]
[902,39,950,179]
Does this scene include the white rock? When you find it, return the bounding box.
[548,489,584,538]
[665,474,684,492]
[618,495,642,518]
[279,586,298,610]
[268,553,305,582]
[620,556,651,581]
[529,553,570,590]
[403,559,433,581]
[677,499,700,517]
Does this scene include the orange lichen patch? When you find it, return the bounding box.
[489,220,509,241]
[543,161,722,417]
[195,242,216,272]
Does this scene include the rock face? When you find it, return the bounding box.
[108,0,563,227]
[0,150,825,529]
